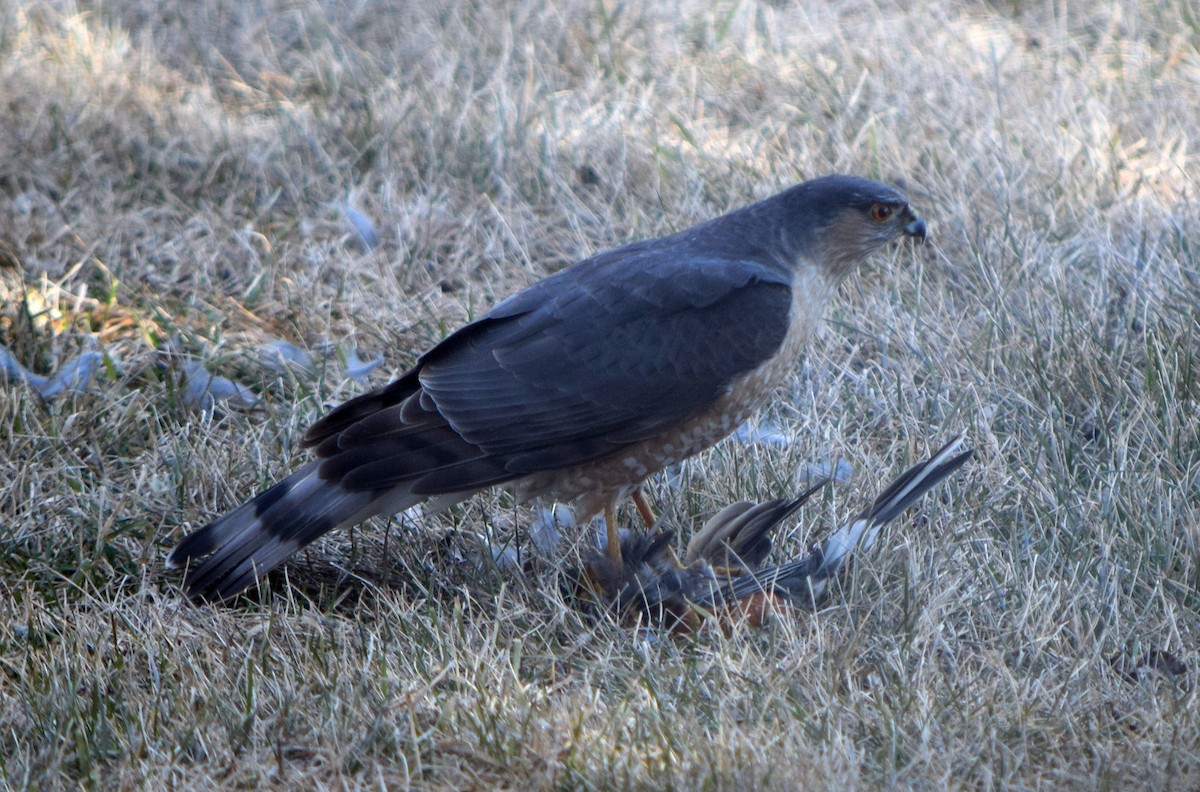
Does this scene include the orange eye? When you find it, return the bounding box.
[870,204,893,223]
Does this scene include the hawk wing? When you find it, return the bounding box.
[304,245,794,496]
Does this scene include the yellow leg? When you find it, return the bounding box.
[632,490,656,530]
[631,490,683,568]
[605,504,623,565]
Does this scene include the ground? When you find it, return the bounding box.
[1,0,1198,788]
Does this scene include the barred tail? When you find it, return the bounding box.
[166,461,421,602]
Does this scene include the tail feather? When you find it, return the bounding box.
[727,434,973,605]
[685,479,829,569]
[167,462,418,601]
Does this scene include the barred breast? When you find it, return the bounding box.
[523,270,834,519]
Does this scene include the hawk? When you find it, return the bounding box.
[168,174,928,601]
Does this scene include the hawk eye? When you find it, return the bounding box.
[869,204,893,223]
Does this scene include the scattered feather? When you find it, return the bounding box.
[181,361,262,413]
[1,344,105,399]
[343,346,385,384]
[258,340,314,373]
[38,350,103,399]
[733,420,793,448]
[798,458,854,486]
[255,338,382,385]
[528,504,575,558]
[0,343,47,391]
[489,543,521,572]
[661,463,685,493]
[337,203,379,251]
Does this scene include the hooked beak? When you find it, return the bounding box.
[903,210,927,241]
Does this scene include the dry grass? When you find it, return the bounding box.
[1,0,1198,788]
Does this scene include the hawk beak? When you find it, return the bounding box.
[904,215,927,241]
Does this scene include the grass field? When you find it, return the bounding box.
[2,0,1198,788]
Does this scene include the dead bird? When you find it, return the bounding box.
[574,434,973,633]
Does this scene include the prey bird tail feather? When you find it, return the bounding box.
[726,434,973,606]
[684,478,829,570]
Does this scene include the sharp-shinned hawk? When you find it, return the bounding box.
[168,174,928,601]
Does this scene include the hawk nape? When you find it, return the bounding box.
[167,174,927,602]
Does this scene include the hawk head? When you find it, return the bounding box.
[778,174,927,282]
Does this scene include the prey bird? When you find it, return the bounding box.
[167,175,928,601]
[576,435,973,632]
